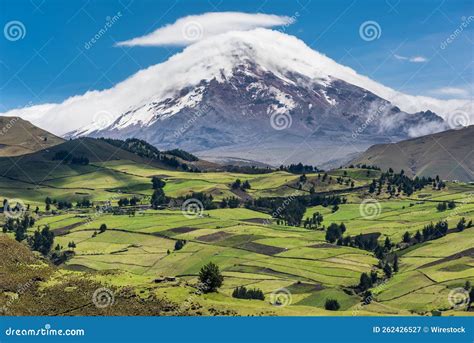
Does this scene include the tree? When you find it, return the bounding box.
[393,255,399,273]
[174,239,186,251]
[359,272,372,291]
[414,230,422,243]
[198,262,223,293]
[30,226,54,255]
[231,179,241,189]
[68,241,76,250]
[324,299,340,311]
[383,263,393,278]
[436,202,447,211]
[241,180,251,190]
[384,237,392,250]
[402,231,411,243]
[152,176,166,190]
[151,188,167,209]
[99,224,107,233]
[456,217,466,232]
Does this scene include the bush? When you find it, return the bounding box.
[325,299,340,311]
[232,286,264,300]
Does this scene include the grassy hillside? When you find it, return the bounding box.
[349,125,474,182]
[0,143,473,316]
[0,117,64,156]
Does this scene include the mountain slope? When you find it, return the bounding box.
[349,125,474,181]
[0,117,64,157]
[1,29,470,167]
[2,29,470,136]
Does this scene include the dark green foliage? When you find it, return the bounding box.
[76,198,91,208]
[29,226,54,255]
[152,176,166,190]
[383,263,393,278]
[198,262,223,293]
[99,138,198,171]
[402,231,411,243]
[180,192,216,210]
[151,188,168,209]
[221,197,240,208]
[457,217,466,231]
[3,215,35,242]
[99,224,107,233]
[52,150,89,165]
[164,149,199,161]
[174,239,186,251]
[279,163,321,174]
[325,223,346,243]
[231,179,241,189]
[436,202,447,211]
[359,272,373,291]
[393,254,399,273]
[232,286,265,300]
[324,299,340,311]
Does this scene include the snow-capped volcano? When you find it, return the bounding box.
[2,29,471,166]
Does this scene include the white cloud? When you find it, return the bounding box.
[394,54,428,63]
[429,87,470,97]
[116,12,295,47]
[394,54,408,61]
[409,56,427,63]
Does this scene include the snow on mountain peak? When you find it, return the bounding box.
[1,28,471,136]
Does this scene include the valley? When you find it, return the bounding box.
[1,136,472,316]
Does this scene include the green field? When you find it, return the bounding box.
[1,142,473,316]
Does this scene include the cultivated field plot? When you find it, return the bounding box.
[1,159,473,316]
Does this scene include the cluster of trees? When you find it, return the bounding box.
[456,217,473,232]
[279,163,320,174]
[368,169,435,196]
[223,165,272,174]
[151,177,168,209]
[3,216,55,256]
[52,150,89,165]
[402,220,450,247]
[174,239,187,251]
[358,256,399,292]
[76,198,92,208]
[436,201,456,211]
[198,262,223,293]
[335,175,354,188]
[29,226,55,256]
[247,194,344,227]
[118,196,141,207]
[164,149,199,162]
[180,192,217,211]
[347,164,380,170]
[232,286,265,300]
[325,223,346,243]
[220,197,240,209]
[303,212,324,230]
[45,197,73,211]
[2,215,35,241]
[231,179,251,191]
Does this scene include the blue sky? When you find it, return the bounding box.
[0,0,472,111]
